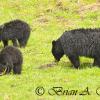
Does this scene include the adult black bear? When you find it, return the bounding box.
[52,28,100,69]
[0,19,31,47]
[0,46,23,75]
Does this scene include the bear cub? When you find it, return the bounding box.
[0,46,23,74]
[0,19,31,48]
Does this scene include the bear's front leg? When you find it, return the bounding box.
[68,55,80,69]
[2,40,8,47]
[93,57,100,67]
[13,64,22,74]
[12,39,18,47]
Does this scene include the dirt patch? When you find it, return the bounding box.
[38,61,57,69]
[37,17,49,23]
[36,14,49,24]
[78,3,100,14]
[56,16,75,28]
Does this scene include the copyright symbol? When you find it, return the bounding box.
[35,86,45,96]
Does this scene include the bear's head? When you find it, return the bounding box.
[52,40,64,62]
[0,53,13,74]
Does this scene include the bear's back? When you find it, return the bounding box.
[0,19,30,40]
[60,28,100,57]
[0,46,23,64]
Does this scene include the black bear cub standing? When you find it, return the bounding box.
[52,28,100,69]
[0,19,31,48]
[0,46,23,74]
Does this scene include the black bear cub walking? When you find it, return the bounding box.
[0,46,23,74]
[52,28,100,69]
[0,19,30,47]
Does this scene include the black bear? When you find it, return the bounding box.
[0,46,23,75]
[52,28,100,69]
[0,19,31,48]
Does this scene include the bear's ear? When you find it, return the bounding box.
[52,40,56,45]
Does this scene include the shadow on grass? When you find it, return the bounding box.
[60,61,95,69]
[37,61,98,70]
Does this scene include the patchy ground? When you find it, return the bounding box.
[0,0,100,100]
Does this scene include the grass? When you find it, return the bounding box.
[0,0,100,100]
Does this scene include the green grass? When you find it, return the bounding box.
[0,0,100,100]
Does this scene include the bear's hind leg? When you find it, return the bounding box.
[68,55,80,69]
[13,64,22,74]
[93,57,100,67]
[2,40,8,47]
[18,39,26,48]
[12,39,18,47]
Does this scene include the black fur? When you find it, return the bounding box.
[0,46,23,74]
[52,28,100,69]
[0,19,31,47]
